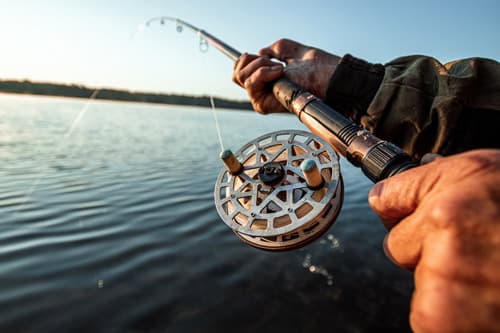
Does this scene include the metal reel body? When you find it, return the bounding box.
[236,176,343,251]
[214,130,342,251]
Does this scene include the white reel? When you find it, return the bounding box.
[214,130,343,251]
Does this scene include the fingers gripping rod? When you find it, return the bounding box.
[156,17,417,182]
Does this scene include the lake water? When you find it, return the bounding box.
[0,94,413,332]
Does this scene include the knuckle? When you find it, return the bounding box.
[305,48,319,59]
[243,77,253,89]
[384,231,417,270]
[429,200,459,229]
[461,153,491,171]
[428,195,471,232]
[275,38,287,46]
[274,38,291,50]
[462,150,500,172]
[410,276,464,333]
[234,72,245,86]
[250,101,265,114]
[254,66,267,78]
[410,304,454,333]
[410,278,443,333]
[246,68,267,87]
[440,149,500,178]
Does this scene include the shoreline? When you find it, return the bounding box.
[0,80,253,111]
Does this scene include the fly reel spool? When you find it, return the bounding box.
[214,130,343,251]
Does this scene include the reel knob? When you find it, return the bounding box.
[214,130,343,251]
[258,162,285,186]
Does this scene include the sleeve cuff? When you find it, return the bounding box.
[324,54,385,122]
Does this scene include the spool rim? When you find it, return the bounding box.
[234,176,344,251]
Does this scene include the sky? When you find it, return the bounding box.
[0,0,499,100]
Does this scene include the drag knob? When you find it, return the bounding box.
[258,162,285,186]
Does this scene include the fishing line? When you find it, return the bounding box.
[209,96,225,152]
[13,90,100,219]
[65,90,99,139]
[135,18,227,153]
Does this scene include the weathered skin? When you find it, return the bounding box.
[232,39,339,114]
[233,39,500,333]
[369,149,500,333]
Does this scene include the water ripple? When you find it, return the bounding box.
[0,96,413,332]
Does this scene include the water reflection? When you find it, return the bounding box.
[0,94,413,332]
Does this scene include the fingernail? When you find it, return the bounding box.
[420,153,442,165]
[383,234,398,265]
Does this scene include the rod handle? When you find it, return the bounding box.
[272,78,302,111]
[271,78,418,182]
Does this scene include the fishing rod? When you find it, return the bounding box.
[146,16,417,182]
[145,17,417,251]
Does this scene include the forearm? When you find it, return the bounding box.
[325,54,500,160]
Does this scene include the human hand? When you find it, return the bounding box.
[232,39,340,114]
[368,149,500,332]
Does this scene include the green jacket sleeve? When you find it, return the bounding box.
[324,54,500,161]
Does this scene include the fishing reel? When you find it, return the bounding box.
[144,15,417,249]
[214,130,343,251]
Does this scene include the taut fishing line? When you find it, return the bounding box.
[139,17,418,251]
[209,96,225,152]
[14,90,100,218]
[133,18,226,153]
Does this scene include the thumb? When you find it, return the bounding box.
[368,162,441,229]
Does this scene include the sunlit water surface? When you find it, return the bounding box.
[0,94,413,332]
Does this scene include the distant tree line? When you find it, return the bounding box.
[0,80,253,110]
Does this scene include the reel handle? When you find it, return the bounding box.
[272,79,418,182]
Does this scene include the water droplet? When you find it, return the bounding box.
[325,234,341,249]
[309,265,316,272]
[97,279,104,288]
[302,254,312,268]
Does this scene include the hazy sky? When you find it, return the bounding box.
[1,0,499,100]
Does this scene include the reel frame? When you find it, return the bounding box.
[214,130,343,251]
